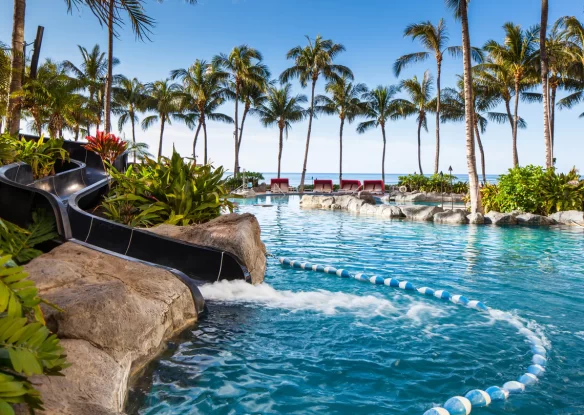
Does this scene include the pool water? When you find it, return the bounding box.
[127,196,584,415]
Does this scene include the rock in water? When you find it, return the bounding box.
[149,213,266,284]
[23,242,199,415]
[400,205,444,221]
[484,211,518,225]
[357,191,376,205]
[516,213,556,226]
[433,210,469,224]
[549,210,584,225]
[467,212,485,224]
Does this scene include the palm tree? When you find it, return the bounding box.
[112,76,147,161]
[171,59,233,164]
[0,42,12,132]
[63,44,117,133]
[315,76,366,183]
[445,0,481,214]
[394,19,483,174]
[250,84,307,178]
[7,0,25,135]
[213,45,269,175]
[394,71,435,175]
[280,35,353,191]
[540,0,552,167]
[484,23,540,167]
[141,80,184,159]
[238,82,268,157]
[356,86,400,185]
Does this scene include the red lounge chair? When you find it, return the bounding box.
[340,180,362,193]
[270,178,290,193]
[363,180,384,195]
[314,179,333,193]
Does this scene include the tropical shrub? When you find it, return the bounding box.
[84,131,128,164]
[0,134,69,179]
[481,166,584,214]
[397,173,467,194]
[102,149,233,227]
[225,171,265,191]
[0,212,58,265]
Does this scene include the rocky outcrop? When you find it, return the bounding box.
[148,213,266,284]
[549,210,584,225]
[357,191,376,205]
[484,211,518,225]
[395,191,464,203]
[516,213,556,226]
[433,209,469,224]
[400,205,444,221]
[467,213,485,224]
[23,242,198,415]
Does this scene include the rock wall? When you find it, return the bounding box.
[23,242,199,415]
[148,213,266,284]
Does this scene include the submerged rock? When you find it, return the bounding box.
[549,210,584,225]
[400,206,443,221]
[149,213,266,284]
[433,209,469,224]
[484,211,517,225]
[23,242,198,415]
[516,213,556,226]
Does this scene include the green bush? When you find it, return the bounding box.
[397,173,467,194]
[225,171,265,191]
[102,149,233,227]
[0,212,58,265]
[481,165,584,214]
[0,134,69,179]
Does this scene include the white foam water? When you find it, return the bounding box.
[200,280,397,316]
[488,308,551,350]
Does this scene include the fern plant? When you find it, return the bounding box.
[0,213,57,265]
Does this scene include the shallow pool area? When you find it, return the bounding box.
[128,196,584,415]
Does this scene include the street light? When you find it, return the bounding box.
[448,166,453,210]
[440,171,444,208]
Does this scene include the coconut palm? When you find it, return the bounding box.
[7,0,25,134]
[63,44,118,133]
[212,45,270,175]
[394,71,435,175]
[356,85,400,185]
[280,35,353,191]
[141,80,184,159]
[445,0,481,213]
[540,0,552,167]
[315,76,367,183]
[394,19,483,174]
[250,84,307,178]
[484,23,540,167]
[238,82,269,157]
[0,42,11,131]
[171,59,233,164]
[112,76,147,161]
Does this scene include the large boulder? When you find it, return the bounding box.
[378,205,404,218]
[23,242,198,415]
[549,210,584,225]
[484,211,517,225]
[433,209,469,224]
[516,213,556,226]
[149,213,266,284]
[400,205,443,221]
[357,191,376,205]
[467,212,485,224]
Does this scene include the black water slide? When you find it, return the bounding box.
[0,139,250,287]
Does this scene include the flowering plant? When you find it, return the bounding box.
[84,131,128,164]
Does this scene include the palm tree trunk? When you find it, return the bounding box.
[75,126,80,142]
[192,121,202,161]
[474,123,486,185]
[203,120,208,165]
[460,0,482,213]
[339,116,345,184]
[238,103,249,150]
[417,117,423,175]
[434,59,441,174]
[512,79,520,167]
[299,79,317,192]
[130,112,137,163]
[277,126,284,179]
[104,0,114,134]
[157,116,165,159]
[540,0,552,168]
[381,123,387,185]
[550,84,556,161]
[233,86,239,176]
[7,0,25,135]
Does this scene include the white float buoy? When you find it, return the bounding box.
[465,389,491,407]
[423,408,450,415]
[503,381,525,394]
[443,396,471,415]
[485,386,509,401]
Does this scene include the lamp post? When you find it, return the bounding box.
[448,166,453,210]
[440,171,444,208]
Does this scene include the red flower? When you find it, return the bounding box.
[84,131,128,164]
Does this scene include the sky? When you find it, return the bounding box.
[2,0,584,176]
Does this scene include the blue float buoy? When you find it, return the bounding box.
[527,364,545,376]
[465,389,491,407]
[503,381,525,394]
[518,373,538,386]
[485,386,508,401]
[423,408,450,415]
[443,396,471,415]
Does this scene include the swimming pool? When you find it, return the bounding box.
[128,195,584,415]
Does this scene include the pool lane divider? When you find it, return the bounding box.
[278,257,548,415]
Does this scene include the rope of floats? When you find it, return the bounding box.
[278,257,548,415]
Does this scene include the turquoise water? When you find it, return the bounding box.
[128,196,584,415]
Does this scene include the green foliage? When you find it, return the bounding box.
[0,134,69,180]
[225,171,265,190]
[0,253,69,413]
[481,165,584,214]
[0,213,57,265]
[397,173,467,194]
[102,149,233,227]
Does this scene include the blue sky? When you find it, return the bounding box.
[2,0,584,175]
